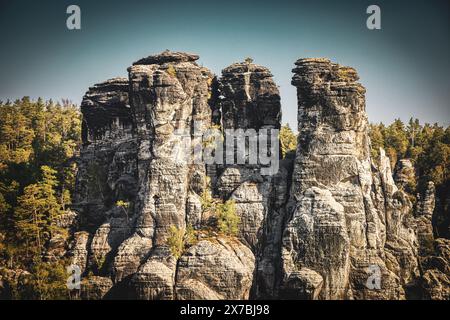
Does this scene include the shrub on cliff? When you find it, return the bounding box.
[280,123,297,158]
[216,200,240,236]
[166,224,197,259]
[167,226,184,259]
[166,64,177,78]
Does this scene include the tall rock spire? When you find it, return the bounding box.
[281,58,418,299]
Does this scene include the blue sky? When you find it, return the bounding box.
[0,0,449,129]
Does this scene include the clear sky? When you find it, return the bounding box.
[0,0,449,129]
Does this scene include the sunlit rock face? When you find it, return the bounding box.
[280,58,419,300]
[215,61,281,131]
[71,51,257,300]
[68,52,446,300]
[210,60,289,299]
[175,237,255,300]
[73,77,137,265]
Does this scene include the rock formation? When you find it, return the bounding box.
[68,51,449,300]
[70,51,259,300]
[210,61,288,299]
[420,238,450,300]
[280,58,418,300]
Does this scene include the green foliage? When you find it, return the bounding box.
[216,200,240,236]
[202,124,223,149]
[14,166,64,256]
[244,57,254,64]
[369,119,449,187]
[200,189,215,213]
[166,226,185,259]
[116,200,131,221]
[336,67,355,81]
[185,224,197,247]
[279,124,297,158]
[199,180,241,237]
[93,254,107,271]
[17,258,69,300]
[0,97,81,299]
[115,200,129,209]
[369,118,450,237]
[0,192,10,216]
[369,123,385,160]
[166,224,198,259]
[166,64,177,78]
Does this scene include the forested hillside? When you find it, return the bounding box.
[369,119,450,238]
[0,97,81,298]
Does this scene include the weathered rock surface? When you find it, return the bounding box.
[175,237,255,300]
[210,60,288,299]
[215,61,281,130]
[281,58,419,300]
[68,52,448,300]
[70,51,256,300]
[416,181,436,256]
[81,276,113,300]
[420,238,450,300]
[74,76,137,233]
[394,159,415,191]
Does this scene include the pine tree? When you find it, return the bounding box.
[216,200,240,236]
[369,123,385,160]
[14,166,63,256]
[279,124,297,158]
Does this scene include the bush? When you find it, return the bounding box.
[280,124,297,158]
[12,258,69,300]
[166,224,197,259]
[244,57,253,64]
[166,64,177,78]
[166,226,184,259]
[216,200,240,236]
[200,189,214,213]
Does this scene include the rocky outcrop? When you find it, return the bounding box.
[68,51,448,300]
[420,238,450,300]
[416,181,436,256]
[175,237,255,300]
[213,60,282,249]
[118,50,216,297]
[214,61,281,130]
[74,76,137,232]
[70,51,257,300]
[414,183,450,300]
[394,159,415,191]
[210,60,289,299]
[80,276,113,300]
[280,58,418,300]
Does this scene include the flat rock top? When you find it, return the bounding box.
[86,77,129,91]
[292,57,360,83]
[294,57,331,66]
[133,50,199,65]
[222,61,272,77]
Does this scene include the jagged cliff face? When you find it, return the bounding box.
[280,59,419,300]
[71,51,261,300]
[211,61,288,299]
[69,51,448,300]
